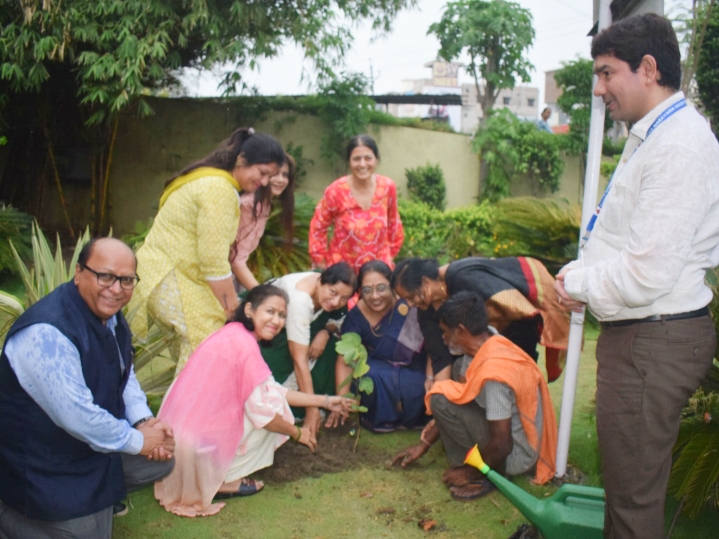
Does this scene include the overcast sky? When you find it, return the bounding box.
[180,0,689,112]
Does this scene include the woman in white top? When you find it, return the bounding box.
[260,262,357,439]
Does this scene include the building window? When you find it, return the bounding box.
[528,98,535,107]
[503,97,511,105]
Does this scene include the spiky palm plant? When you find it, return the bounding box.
[491,197,581,274]
[0,222,173,396]
[247,192,314,282]
[0,222,90,339]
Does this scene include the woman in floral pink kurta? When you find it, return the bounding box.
[309,135,404,272]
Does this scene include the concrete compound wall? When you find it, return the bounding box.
[39,96,596,235]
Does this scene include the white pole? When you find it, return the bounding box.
[554,0,612,478]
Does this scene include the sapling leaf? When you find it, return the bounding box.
[357,347,368,363]
[335,338,358,357]
[354,362,370,378]
[345,332,362,346]
[358,376,374,395]
[357,406,368,413]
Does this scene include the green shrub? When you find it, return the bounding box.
[397,199,494,263]
[473,109,564,201]
[444,202,495,260]
[397,199,451,260]
[405,163,447,211]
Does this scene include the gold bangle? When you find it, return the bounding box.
[293,425,302,442]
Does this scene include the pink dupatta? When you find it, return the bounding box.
[154,323,271,516]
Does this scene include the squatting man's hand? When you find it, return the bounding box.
[138,418,175,461]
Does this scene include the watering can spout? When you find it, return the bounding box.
[464,445,544,517]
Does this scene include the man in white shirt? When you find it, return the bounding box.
[555,14,719,539]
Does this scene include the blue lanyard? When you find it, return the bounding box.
[581,98,687,246]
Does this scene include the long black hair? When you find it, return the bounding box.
[165,127,285,187]
[249,152,296,247]
[230,284,289,335]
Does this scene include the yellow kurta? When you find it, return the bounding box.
[129,174,240,375]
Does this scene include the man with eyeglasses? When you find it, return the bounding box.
[0,238,174,539]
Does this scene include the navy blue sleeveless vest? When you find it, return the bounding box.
[0,281,133,521]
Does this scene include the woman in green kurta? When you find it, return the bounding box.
[129,128,285,377]
[261,263,357,440]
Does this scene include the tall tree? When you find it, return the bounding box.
[0,0,413,235]
[554,59,596,157]
[674,0,717,95]
[428,0,534,123]
[694,1,719,136]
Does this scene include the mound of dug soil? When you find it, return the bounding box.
[254,418,376,484]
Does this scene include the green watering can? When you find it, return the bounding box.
[464,445,605,539]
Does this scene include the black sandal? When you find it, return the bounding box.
[214,478,265,499]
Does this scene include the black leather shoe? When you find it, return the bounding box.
[113,502,128,517]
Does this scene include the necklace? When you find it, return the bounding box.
[368,303,396,338]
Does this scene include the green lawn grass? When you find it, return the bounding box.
[114,328,719,538]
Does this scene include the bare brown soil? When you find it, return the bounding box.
[254,418,377,484]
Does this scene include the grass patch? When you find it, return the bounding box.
[89,330,719,537]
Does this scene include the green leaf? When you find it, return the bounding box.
[354,361,370,378]
[358,376,374,395]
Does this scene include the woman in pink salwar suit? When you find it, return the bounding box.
[154,284,353,517]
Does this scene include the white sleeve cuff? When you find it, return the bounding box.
[563,268,587,302]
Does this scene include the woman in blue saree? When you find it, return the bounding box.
[335,260,430,432]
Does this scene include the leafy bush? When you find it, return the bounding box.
[0,205,33,274]
[473,109,564,201]
[397,199,494,262]
[316,73,375,165]
[554,59,614,156]
[405,163,447,211]
[491,197,580,273]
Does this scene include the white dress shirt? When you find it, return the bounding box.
[563,92,719,321]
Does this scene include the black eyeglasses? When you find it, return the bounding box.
[83,265,140,290]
